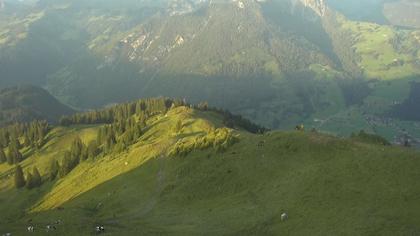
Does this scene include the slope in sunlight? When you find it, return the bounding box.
[0,97,419,235]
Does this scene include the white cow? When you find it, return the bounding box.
[27,226,34,232]
[96,226,105,233]
[281,212,288,221]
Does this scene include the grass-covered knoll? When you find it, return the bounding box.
[1,99,420,235]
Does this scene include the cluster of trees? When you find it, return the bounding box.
[52,137,101,178]
[59,97,266,134]
[52,98,181,178]
[98,119,144,154]
[0,120,49,148]
[194,102,267,134]
[0,120,50,165]
[170,128,238,156]
[14,165,42,189]
[59,98,184,126]
[54,117,146,178]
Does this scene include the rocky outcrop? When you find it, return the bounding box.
[301,0,326,17]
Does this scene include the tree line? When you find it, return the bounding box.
[0,120,50,165]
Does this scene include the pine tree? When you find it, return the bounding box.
[87,140,99,159]
[32,167,42,187]
[71,137,84,158]
[49,160,59,181]
[8,149,23,164]
[10,137,21,150]
[59,152,72,178]
[6,149,14,165]
[26,172,34,189]
[16,149,23,163]
[0,148,6,164]
[14,165,26,188]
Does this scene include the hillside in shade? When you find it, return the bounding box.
[0,86,74,126]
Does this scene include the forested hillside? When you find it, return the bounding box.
[0,86,74,126]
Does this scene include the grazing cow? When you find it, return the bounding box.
[27,226,34,232]
[295,124,304,131]
[3,233,11,236]
[46,225,56,232]
[281,212,288,221]
[96,226,105,233]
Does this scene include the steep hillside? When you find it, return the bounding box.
[0,86,74,126]
[0,98,419,235]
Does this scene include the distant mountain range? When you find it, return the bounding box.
[0,0,419,142]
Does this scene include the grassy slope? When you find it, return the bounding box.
[1,106,420,235]
[338,14,420,80]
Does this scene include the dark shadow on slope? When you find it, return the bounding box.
[390,77,420,120]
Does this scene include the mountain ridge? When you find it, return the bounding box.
[0,85,74,126]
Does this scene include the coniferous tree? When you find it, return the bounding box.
[49,159,59,181]
[23,133,31,147]
[6,145,22,164]
[10,137,21,150]
[87,140,100,159]
[70,137,84,162]
[6,149,14,165]
[0,148,6,164]
[59,152,72,178]
[32,167,42,187]
[14,165,26,188]
[26,172,34,189]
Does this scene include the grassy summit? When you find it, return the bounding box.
[0,98,419,235]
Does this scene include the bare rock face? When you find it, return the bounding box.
[301,0,326,16]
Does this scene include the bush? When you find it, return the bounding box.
[170,128,238,156]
